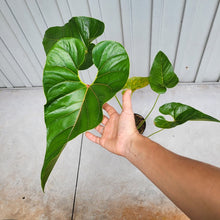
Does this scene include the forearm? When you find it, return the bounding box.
[125,134,220,220]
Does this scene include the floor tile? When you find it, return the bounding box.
[73,84,220,219]
[0,89,81,220]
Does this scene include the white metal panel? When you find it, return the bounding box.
[88,0,106,42]
[0,69,12,88]
[98,0,123,44]
[196,2,220,82]
[6,0,45,67]
[120,0,152,77]
[151,0,185,65]
[67,0,91,17]
[0,1,43,80]
[175,0,219,82]
[56,0,72,23]
[0,76,6,88]
[120,0,133,74]
[0,39,31,87]
[0,0,220,87]
[25,0,48,36]
[0,11,41,86]
[130,0,152,77]
[36,0,64,27]
[0,52,23,87]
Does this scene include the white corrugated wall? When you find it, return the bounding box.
[0,0,220,88]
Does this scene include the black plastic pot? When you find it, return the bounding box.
[134,113,146,134]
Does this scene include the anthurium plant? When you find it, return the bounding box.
[41,16,219,191]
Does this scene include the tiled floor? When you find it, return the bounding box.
[1,84,220,219]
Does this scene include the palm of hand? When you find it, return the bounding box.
[85,90,139,156]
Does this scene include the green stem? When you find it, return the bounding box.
[137,94,160,130]
[147,128,164,138]
[115,95,122,109]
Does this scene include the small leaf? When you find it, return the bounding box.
[41,38,129,191]
[42,16,104,70]
[122,76,149,94]
[154,102,220,128]
[149,51,179,94]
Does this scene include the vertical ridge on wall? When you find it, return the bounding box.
[0,37,33,87]
[194,0,220,83]
[0,0,219,88]
[174,0,219,82]
[195,0,220,83]
[120,0,134,75]
[173,0,186,69]
[5,0,44,69]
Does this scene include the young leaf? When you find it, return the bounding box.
[42,16,104,70]
[154,102,220,128]
[42,38,129,190]
[149,51,179,94]
[122,76,149,94]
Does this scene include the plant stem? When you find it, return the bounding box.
[137,94,160,130]
[147,129,164,138]
[115,95,123,109]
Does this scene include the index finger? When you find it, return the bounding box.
[103,103,118,116]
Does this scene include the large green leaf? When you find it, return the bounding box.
[149,51,179,94]
[122,76,149,94]
[154,102,220,128]
[41,38,129,190]
[42,16,104,70]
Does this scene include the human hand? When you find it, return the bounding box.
[85,89,140,157]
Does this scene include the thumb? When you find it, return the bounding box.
[122,89,133,113]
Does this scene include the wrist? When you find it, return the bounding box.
[123,132,147,159]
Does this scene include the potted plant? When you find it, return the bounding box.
[41,16,219,191]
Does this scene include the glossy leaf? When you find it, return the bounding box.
[41,38,129,190]
[122,76,149,94]
[42,16,104,70]
[149,51,179,94]
[154,102,220,128]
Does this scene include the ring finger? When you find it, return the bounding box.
[95,124,104,135]
[102,115,109,126]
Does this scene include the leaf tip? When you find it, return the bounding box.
[41,173,46,192]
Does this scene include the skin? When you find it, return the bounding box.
[85,89,220,220]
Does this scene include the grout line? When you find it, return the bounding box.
[71,134,84,220]
[173,0,186,69]
[178,82,220,86]
[194,0,220,83]
[0,86,43,91]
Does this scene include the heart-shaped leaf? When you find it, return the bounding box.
[42,16,105,70]
[41,38,129,190]
[122,76,149,94]
[149,51,179,94]
[154,102,220,128]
